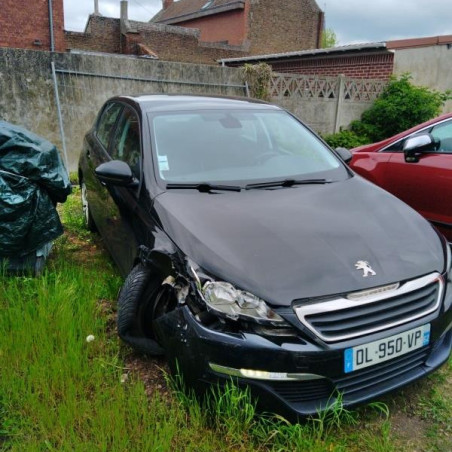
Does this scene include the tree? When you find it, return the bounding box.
[321,28,337,49]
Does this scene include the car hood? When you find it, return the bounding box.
[154,176,444,307]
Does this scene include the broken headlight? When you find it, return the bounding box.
[201,281,286,325]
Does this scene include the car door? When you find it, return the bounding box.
[98,105,146,275]
[84,101,123,229]
[382,118,452,234]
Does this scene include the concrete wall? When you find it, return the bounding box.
[0,48,383,175]
[281,98,372,136]
[275,98,372,136]
[393,44,452,113]
[0,48,246,172]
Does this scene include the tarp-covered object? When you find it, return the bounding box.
[0,121,71,258]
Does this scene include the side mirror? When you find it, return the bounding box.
[335,147,353,164]
[95,160,139,187]
[403,133,434,163]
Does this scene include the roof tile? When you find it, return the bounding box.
[152,0,244,24]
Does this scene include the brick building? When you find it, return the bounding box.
[151,0,324,55]
[0,0,65,52]
[65,11,249,64]
[220,43,395,80]
[65,0,324,64]
[220,35,452,83]
[0,0,323,65]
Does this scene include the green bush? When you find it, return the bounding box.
[351,74,451,142]
[322,129,370,149]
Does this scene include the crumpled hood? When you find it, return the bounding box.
[154,176,444,307]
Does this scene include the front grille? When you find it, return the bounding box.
[266,347,430,407]
[267,379,334,403]
[294,272,443,342]
[335,346,429,397]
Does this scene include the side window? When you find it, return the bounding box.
[96,103,122,150]
[430,120,452,152]
[386,128,435,152]
[384,140,403,152]
[111,108,141,180]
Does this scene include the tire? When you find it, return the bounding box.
[117,263,177,355]
[80,181,96,232]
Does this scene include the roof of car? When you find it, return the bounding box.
[114,94,280,113]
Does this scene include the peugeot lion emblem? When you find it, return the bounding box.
[355,260,376,277]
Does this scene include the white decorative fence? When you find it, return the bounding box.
[270,73,387,134]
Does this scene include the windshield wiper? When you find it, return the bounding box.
[245,178,332,190]
[166,183,242,192]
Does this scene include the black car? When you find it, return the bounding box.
[79,94,452,419]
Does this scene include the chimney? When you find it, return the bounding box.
[94,0,100,15]
[163,0,173,10]
[120,0,128,21]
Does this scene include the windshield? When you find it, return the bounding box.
[148,109,348,186]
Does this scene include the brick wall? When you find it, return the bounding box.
[148,0,323,58]
[0,0,65,51]
[124,22,248,64]
[271,53,394,80]
[175,9,247,45]
[67,17,248,65]
[248,0,323,55]
[65,16,121,53]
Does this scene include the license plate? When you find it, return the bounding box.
[344,324,430,373]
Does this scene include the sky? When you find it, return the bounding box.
[63,0,452,46]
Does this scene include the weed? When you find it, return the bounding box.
[313,392,358,439]
[207,382,257,446]
[418,386,450,423]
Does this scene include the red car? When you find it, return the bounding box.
[350,113,452,241]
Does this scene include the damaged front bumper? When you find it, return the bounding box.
[153,303,452,419]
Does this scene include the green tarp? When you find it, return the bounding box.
[0,121,71,258]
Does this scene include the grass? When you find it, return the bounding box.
[1,188,451,451]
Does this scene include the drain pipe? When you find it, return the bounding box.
[48,0,55,51]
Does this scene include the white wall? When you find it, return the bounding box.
[393,44,452,113]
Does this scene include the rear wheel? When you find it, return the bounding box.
[81,181,96,232]
[117,263,177,355]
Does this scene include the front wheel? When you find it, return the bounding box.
[117,263,177,355]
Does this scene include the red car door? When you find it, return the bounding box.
[382,119,452,239]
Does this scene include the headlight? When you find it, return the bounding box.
[202,281,286,325]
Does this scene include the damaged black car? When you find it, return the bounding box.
[78,94,452,419]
